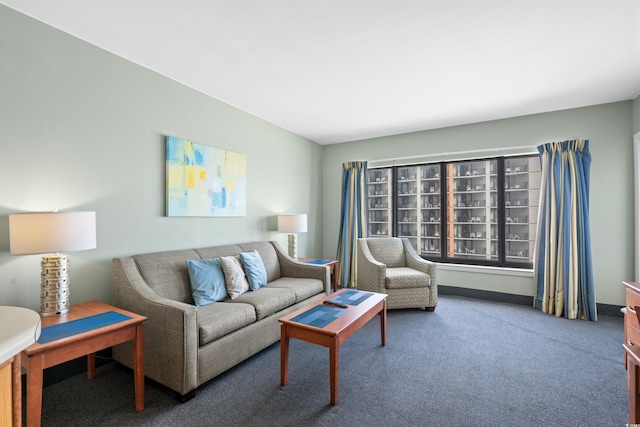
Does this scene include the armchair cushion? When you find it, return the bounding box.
[386,267,431,289]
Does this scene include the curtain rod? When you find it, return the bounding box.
[370,145,537,164]
[374,145,538,162]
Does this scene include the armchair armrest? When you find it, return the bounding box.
[356,239,387,293]
[112,257,198,396]
[402,238,438,286]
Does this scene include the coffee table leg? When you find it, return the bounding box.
[280,325,289,386]
[380,300,387,346]
[134,324,145,412]
[330,341,339,405]
[87,353,96,380]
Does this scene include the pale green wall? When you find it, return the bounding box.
[323,102,635,306]
[634,95,640,134]
[1,5,636,311]
[0,6,323,310]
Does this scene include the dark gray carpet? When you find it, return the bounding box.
[34,295,627,426]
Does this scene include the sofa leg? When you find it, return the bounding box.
[426,306,436,312]
[180,390,196,403]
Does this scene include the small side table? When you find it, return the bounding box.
[299,258,339,292]
[0,306,40,427]
[21,301,146,427]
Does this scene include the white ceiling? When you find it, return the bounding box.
[2,1,639,144]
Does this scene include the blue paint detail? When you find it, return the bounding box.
[194,148,204,166]
[212,187,226,210]
[165,136,182,162]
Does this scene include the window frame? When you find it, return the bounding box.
[366,154,540,269]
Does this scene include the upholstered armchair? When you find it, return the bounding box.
[356,237,437,311]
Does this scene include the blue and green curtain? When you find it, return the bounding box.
[534,140,596,320]
[336,161,368,288]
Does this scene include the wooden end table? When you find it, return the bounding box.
[279,289,386,405]
[21,301,146,427]
[298,258,339,292]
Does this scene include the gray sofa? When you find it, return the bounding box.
[112,240,330,400]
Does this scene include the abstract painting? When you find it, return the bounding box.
[166,135,246,217]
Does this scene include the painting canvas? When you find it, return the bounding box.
[166,135,246,217]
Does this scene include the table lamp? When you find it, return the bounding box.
[277,214,307,260]
[9,211,97,317]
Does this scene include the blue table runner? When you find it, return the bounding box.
[290,305,345,328]
[328,289,373,306]
[38,311,132,344]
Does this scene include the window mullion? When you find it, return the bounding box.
[497,158,506,265]
[440,163,448,261]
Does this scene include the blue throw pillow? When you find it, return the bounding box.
[186,258,228,307]
[239,250,268,291]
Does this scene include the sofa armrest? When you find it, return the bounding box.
[112,257,199,396]
[356,239,387,293]
[402,238,438,286]
[270,241,331,294]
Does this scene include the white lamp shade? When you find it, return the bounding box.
[277,214,307,233]
[9,211,97,255]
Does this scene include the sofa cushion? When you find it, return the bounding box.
[186,258,228,307]
[385,267,431,289]
[239,250,268,291]
[265,277,324,303]
[220,256,250,299]
[228,287,296,320]
[197,302,256,346]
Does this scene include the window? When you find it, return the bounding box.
[366,155,541,268]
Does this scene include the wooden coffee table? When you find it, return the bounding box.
[279,289,387,405]
[21,301,146,427]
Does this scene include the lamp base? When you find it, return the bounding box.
[288,234,298,260]
[40,254,70,317]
